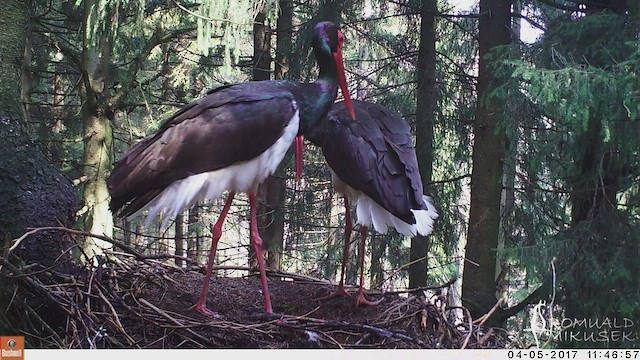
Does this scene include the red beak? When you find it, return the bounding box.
[294,134,303,182]
[332,48,356,121]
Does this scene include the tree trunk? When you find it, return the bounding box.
[123,219,132,246]
[410,0,437,290]
[78,110,114,261]
[0,0,25,120]
[369,232,385,290]
[258,176,286,269]
[496,0,522,313]
[345,209,358,286]
[462,0,512,323]
[323,192,342,281]
[174,212,185,266]
[0,0,77,268]
[20,20,32,131]
[187,205,202,261]
[134,222,145,252]
[253,9,271,81]
[251,7,277,270]
[275,0,293,81]
[76,0,116,263]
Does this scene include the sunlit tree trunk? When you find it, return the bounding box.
[76,0,114,262]
[78,109,114,260]
[462,0,511,323]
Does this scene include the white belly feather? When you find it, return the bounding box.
[132,109,300,228]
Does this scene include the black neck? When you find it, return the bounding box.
[288,43,341,144]
[291,34,342,144]
[294,79,338,144]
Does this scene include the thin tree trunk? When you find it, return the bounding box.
[275,0,293,81]
[410,0,437,290]
[257,0,294,271]
[345,204,358,286]
[187,205,202,261]
[369,232,385,290]
[175,212,185,267]
[251,7,274,270]
[462,0,512,323]
[259,176,286,269]
[324,192,342,281]
[123,219,132,246]
[134,222,145,251]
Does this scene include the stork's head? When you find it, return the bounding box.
[312,21,356,121]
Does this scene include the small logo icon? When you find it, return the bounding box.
[0,336,24,360]
[6,339,16,349]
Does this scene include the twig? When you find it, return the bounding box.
[382,277,457,295]
[6,226,197,266]
[475,298,505,326]
[94,285,136,346]
[461,306,473,349]
[139,298,216,347]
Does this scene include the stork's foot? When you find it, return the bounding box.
[188,302,220,318]
[354,290,383,307]
[316,284,351,301]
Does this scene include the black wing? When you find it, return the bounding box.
[108,81,297,215]
[321,100,427,224]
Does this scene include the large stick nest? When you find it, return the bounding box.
[0,228,507,349]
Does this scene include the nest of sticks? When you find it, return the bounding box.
[0,227,507,349]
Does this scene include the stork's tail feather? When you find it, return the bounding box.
[410,195,439,236]
[355,195,438,237]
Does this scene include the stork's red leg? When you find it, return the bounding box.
[317,196,352,300]
[355,225,383,306]
[189,192,235,317]
[249,192,274,313]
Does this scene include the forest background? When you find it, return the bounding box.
[0,0,638,349]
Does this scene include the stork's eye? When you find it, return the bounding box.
[337,30,345,48]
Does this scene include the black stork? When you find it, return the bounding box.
[107,21,355,316]
[308,100,439,306]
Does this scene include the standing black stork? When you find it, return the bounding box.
[309,100,438,306]
[107,21,355,316]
